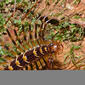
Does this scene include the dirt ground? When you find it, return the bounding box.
[0,0,85,70]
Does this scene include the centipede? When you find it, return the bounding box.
[0,0,63,70]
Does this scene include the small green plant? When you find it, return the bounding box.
[64,44,81,68]
[46,21,84,42]
[0,14,6,33]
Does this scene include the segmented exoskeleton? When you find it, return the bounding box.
[4,42,62,70]
[0,0,63,70]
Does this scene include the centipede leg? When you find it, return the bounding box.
[6,28,25,54]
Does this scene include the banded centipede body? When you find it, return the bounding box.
[5,42,62,70]
[0,0,63,70]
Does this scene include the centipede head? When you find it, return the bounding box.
[47,41,63,70]
[48,41,63,54]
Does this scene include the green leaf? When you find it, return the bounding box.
[73,46,81,50]
[11,0,22,3]
[73,15,80,19]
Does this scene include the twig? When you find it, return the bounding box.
[14,0,16,14]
